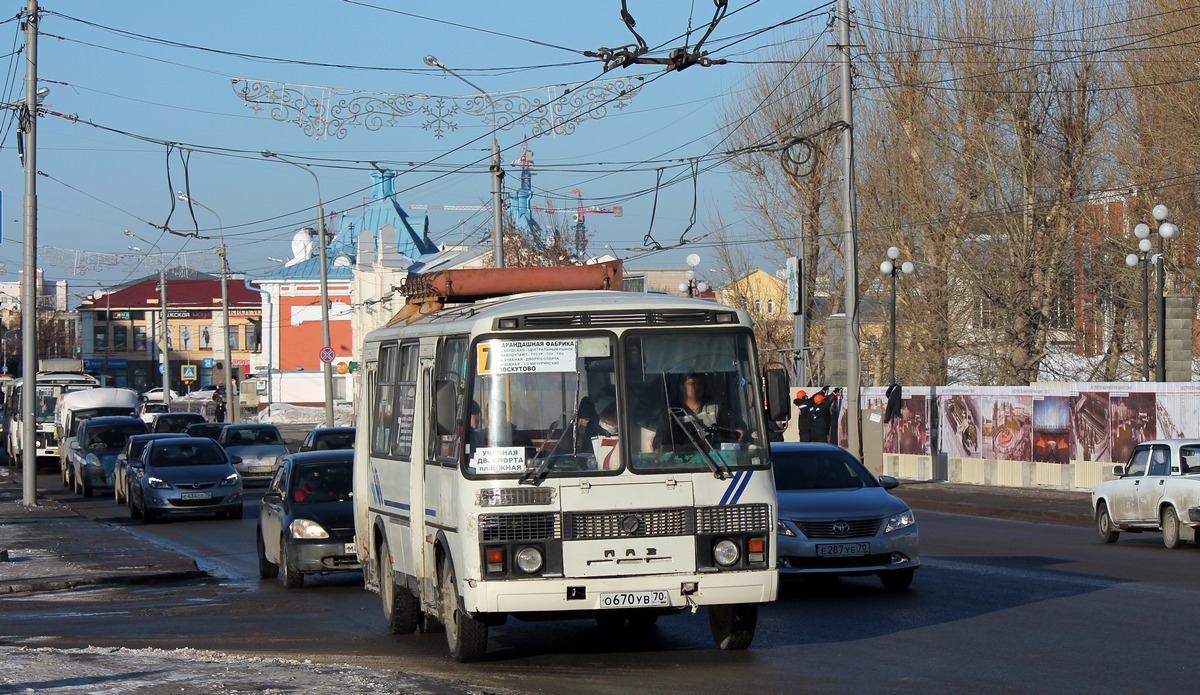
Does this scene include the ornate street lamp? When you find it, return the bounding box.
[678,253,708,298]
[1125,227,1155,381]
[879,246,914,386]
[1152,204,1179,382]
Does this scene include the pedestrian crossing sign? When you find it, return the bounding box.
[181,364,197,382]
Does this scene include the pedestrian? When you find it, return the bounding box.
[212,394,227,423]
[793,389,813,441]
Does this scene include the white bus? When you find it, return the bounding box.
[353,274,789,662]
[4,361,99,466]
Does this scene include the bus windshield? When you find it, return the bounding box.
[464,330,767,479]
[622,332,767,473]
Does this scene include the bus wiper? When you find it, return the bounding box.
[520,455,555,486]
[667,407,728,480]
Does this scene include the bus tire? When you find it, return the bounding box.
[440,555,488,662]
[380,541,419,634]
[708,603,757,651]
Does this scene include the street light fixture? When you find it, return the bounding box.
[260,151,335,427]
[177,192,235,423]
[1151,204,1180,382]
[679,253,708,298]
[879,246,914,386]
[1125,226,1155,381]
[424,54,505,269]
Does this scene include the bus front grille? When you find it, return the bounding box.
[695,503,772,534]
[478,512,561,541]
[563,508,692,540]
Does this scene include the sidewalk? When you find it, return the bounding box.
[0,467,207,595]
[0,465,1094,597]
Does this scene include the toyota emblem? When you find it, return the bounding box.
[832,521,851,536]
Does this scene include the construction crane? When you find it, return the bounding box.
[532,189,622,257]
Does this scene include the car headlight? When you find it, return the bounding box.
[776,520,797,537]
[514,546,544,573]
[84,453,101,468]
[713,538,740,567]
[290,518,330,539]
[884,509,916,534]
[220,473,239,487]
[146,476,170,489]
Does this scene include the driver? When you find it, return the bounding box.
[652,373,744,451]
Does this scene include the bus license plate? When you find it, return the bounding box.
[180,492,212,501]
[599,591,670,609]
[818,542,868,557]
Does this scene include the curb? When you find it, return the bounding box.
[0,569,211,595]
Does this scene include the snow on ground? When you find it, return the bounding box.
[0,645,499,694]
[251,403,355,428]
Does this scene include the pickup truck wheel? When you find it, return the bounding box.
[1162,507,1185,549]
[1096,502,1119,544]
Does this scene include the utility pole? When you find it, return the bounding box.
[19,0,38,506]
[219,240,235,423]
[838,0,862,459]
[159,267,172,410]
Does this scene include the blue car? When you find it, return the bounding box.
[771,442,920,590]
[128,436,244,522]
[68,416,149,497]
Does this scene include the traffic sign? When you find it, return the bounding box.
[335,362,348,375]
[319,346,336,364]
[180,364,197,382]
[158,363,165,374]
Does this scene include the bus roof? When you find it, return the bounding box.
[363,289,752,346]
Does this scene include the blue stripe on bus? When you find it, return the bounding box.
[720,471,745,505]
[729,469,753,504]
[383,499,411,511]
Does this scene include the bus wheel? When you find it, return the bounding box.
[440,555,488,663]
[380,541,419,634]
[708,603,757,651]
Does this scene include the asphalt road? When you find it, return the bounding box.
[6,468,1196,694]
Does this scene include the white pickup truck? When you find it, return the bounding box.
[1091,439,1200,549]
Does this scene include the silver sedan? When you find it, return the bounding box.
[771,442,920,590]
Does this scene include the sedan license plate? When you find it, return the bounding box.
[818,542,869,557]
[599,590,670,609]
[180,491,212,501]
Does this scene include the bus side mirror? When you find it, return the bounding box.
[435,381,459,437]
[764,368,790,422]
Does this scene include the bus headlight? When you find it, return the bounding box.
[713,539,740,567]
[514,546,544,574]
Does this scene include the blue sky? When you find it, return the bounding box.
[0,1,828,298]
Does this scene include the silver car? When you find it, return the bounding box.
[127,436,244,522]
[771,443,920,590]
[217,424,289,483]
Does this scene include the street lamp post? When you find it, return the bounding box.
[1150,204,1180,383]
[1125,227,1155,381]
[177,192,236,423]
[126,233,173,410]
[678,253,708,298]
[260,152,335,427]
[879,246,914,386]
[424,54,505,269]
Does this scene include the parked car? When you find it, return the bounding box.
[298,427,356,452]
[1091,439,1200,548]
[137,401,170,424]
[184,385,221,400]
[770,442,920,590]
[66,416,149,497]
[151,412,208,434]
[217,424,289,483]
[127,436,243,522]
[141,387,180,402]
[257,450,360,588]
[114,433,187,504]
[185,422,227,440]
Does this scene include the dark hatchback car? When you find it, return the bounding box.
[298,426,356,452]
[257,450,359,588]
[151,411,209,434]
[185,422,227,440]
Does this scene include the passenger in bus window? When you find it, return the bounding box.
[596,396,618,435]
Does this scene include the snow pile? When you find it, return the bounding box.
[253,402,354,427]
